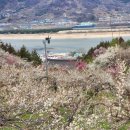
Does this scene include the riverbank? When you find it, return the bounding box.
[0,30,130,39]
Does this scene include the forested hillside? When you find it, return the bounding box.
[0,0,130,22]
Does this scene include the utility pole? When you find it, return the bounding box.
[43,36,51,80]
[118,17,120,45]
[110,14,113,39]
[119,17,121,38]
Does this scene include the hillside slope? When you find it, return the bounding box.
[0,0,130,22]
[1,39,130,129]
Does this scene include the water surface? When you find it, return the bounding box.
[2,36,130,54]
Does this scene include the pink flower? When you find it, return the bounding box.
[93,47,106,57]
[75,60,86,71]
[6,55,16,65]
[106,65,119,76]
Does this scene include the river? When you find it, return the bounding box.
[1,36,130,55]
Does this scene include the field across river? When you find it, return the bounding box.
[0,28,130,40]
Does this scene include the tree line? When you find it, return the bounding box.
[83,37,129,63]
[1,37,129,66]
[0,41,42,66]
[0,28,72,34]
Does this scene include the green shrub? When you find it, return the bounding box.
[31,50,42,66]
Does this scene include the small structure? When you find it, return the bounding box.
[72,22,96,29]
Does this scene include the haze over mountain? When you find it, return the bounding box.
[0,0,130,22]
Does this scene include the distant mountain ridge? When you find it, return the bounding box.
[0,0,130,22]
[122,0,130,2]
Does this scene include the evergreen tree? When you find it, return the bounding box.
[0,43,7,51]
[17,45,31,61]
[0,43,16,54]
[126,40,130,46]
[0,42,42,66]
[0,42,6,50]
[110,38,118,46]
[7,44,17,55]
[87,47,94,56]
[83,47,94,63]
[31,49,42,66]
[118,37,124,44]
